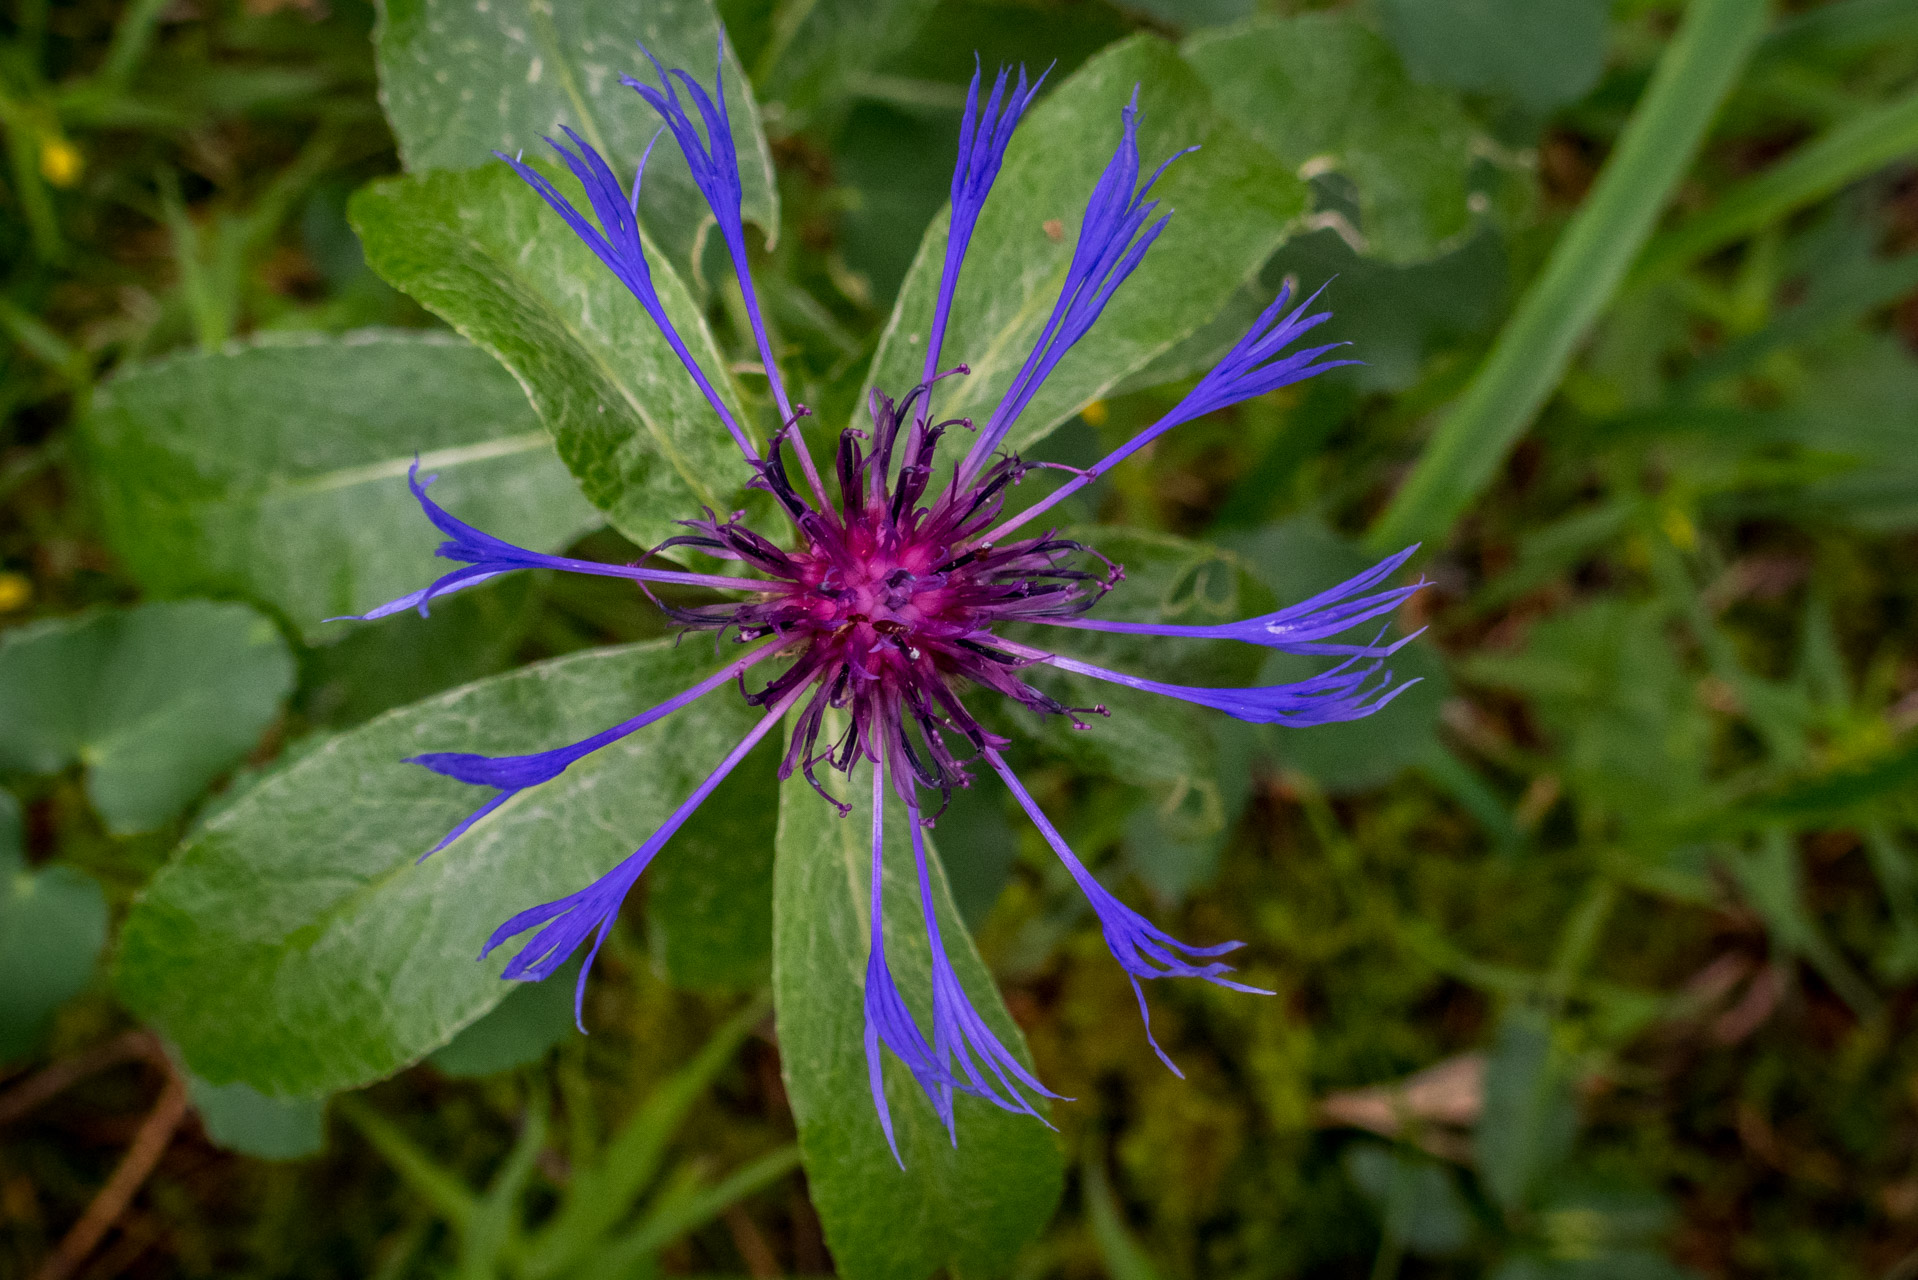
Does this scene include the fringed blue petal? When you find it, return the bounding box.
[1036,646,1419,728]
[1167,279,1359,425]
[989,750,1272,1077]
[477,684,802,1030]
[480,854,638,1032]
[960,90,1191,481]
[495,123,758,458]
[864,938,951,1163]
[924,59,1047,383]
[980,279,1362,544]
[622,41,797,427]
[861,769,953,1164]
[333,460,766,625]
[1036,545,1426,657]
[414,645,779,857]
[907,802,1065,1134]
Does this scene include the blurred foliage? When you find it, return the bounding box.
[2,0,1917,1277]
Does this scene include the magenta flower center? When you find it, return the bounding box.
[790,526,962,655]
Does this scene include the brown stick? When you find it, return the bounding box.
[0,1031,163,1127]
[723,1203,782,1280]
[32,1064,189,1280]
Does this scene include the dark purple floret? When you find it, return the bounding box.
[357,44,1426,1164]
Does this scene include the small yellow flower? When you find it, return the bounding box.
[39,136,82,187]
[1080,399,1109,427]
[1660,504,1698,552]
[0,572,32,613]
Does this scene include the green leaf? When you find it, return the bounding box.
[772,742,1063,1280]
[1082,1157,1168,1280]
[0,602,294,832]
[427,959,581,1078]
[1183,14,1477,264]
[862,34,1306,455]
[1377,0,1608,114]
[754,0,937,130]
[350,165,760,552]
[186,1073,328,1160]
[645,735,779,991]
[1262,226,1508,394]
[0,793,109,1061]
[374,0,776,274]
[117,638,760,1095]
[1114,0,1255,33]
[1342,1142,1474,1257]
[1476,1007,1578,1214]
[1742,736,1918,826]
[1368,0,1769,551]
[305,576,543,729]
[83,331,600,640]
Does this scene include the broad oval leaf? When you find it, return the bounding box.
[862,34,1307,455]
[0,794,109,1061]
[1184,14,1478,264]
[645,733,779,991]
[117,638,760,1095]
[83,330,599,640]
[1378,0,1609,115]
[186,1073,328,1161]
[427,957,581,1077]
[351,166,760,552]
[752,0,936,131]
[375,0,776,273]
[773,746,1064,1280]
[0,602,294,833]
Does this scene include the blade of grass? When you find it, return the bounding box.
[1629,89,1918,290]
[1755,0,1918,64]
[0,92,65,261]
[1082,1157,1165,1280]
[1731,828,1882,1019]
[1366,0,1768,554]
[335,1095,480,1233]
[96,0,171,92]
[599,1146,803,1269]
[518,995,769,1280]
[463,1089,549,1280]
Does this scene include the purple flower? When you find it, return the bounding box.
[360,45,1424,1163]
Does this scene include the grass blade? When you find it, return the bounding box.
[1366,0,1769,553]
[1628,90,1918,289]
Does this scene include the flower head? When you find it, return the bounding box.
[355,43,1423,1163]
